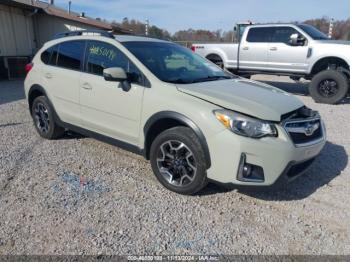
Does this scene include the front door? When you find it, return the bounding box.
[267,26,309,73]
[79,40,145,145]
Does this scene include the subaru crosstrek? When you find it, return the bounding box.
[24,31,326,195]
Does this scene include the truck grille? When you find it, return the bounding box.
[284,118,323,146]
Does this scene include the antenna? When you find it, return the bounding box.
[328,18,334,38]
[145,19,149,36]
[68,1,72,14]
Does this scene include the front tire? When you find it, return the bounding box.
[309,70,349,104]
[31,96,65,139]
[150,127,208,195]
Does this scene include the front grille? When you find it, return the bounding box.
[287,158,315,178]
[284,118,323,146]
[289,124,322,144]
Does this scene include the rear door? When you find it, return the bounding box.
[41,40,86,125]
[239,27,272,71]
[267,26,309,73]
[79,40,145,145]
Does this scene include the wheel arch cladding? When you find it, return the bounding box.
[28,84,47,111]
[143,111,211,169]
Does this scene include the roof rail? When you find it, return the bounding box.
[53,30,115,40]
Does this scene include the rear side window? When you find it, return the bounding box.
[246,27,273,42]
[56,41,86,70]
[41,48,51,64]
[50,45,59,66]
[41,44,59,65]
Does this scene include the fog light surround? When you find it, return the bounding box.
[237,153,265,182]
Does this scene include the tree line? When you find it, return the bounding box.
[113,17,350,42]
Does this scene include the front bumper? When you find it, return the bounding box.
[205,121,326,186]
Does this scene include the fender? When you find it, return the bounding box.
[309,56,350,76]
[144,111,211,169]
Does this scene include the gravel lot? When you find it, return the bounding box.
[0,76,349,255]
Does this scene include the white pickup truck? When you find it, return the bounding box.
[192,23,350,104]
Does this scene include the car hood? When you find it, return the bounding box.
[314,40,350,46]
[177,78,304,121]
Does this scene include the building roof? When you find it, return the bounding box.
[115,35,169,43]
[3,0,131,34]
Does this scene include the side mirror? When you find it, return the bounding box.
[289,33,299,46]
[289,33,305,46]
[103,67,131,92]
[103,67,127,82]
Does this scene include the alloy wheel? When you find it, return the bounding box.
[34,102,50,133]
[156,140,197,187]
[318,79,339,98]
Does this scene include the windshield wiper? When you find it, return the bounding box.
[191,75,232,83]
[166,78,192,84]
[314,37,329,40]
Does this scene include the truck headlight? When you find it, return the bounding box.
[214,110,277,138]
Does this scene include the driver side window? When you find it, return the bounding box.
[271,27,306,45]
[85,41,143,84]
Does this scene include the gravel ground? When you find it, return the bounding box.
[0,76,349,255]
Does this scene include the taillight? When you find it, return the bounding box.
[191,45,196,52]
[25,63,33,74]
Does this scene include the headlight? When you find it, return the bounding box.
[214,110,277,138]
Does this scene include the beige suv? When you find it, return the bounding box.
[24,31,326,195]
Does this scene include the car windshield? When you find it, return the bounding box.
[298,24,329,40]
[122,41,235,84]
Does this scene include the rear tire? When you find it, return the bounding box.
[31,96,65,139]
[150,127,208,195]
[309,70,349,104]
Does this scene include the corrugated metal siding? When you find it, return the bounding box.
[36,14,98,47]
[0,4,35,56]
[0,4,110,57]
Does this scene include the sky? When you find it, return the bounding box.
[53,0,350,33]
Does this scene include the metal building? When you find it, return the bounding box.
[0,0,130,79]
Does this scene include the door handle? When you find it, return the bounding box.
[45,73,52,79]
[82,83,93,90]
[270,47,278,51]
[242,46,249,51]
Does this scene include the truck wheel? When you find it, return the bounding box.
[309,70,349,104]
[150,127,208,195]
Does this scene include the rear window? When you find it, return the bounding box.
[56,41,86,70]
[246,27,273,42]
